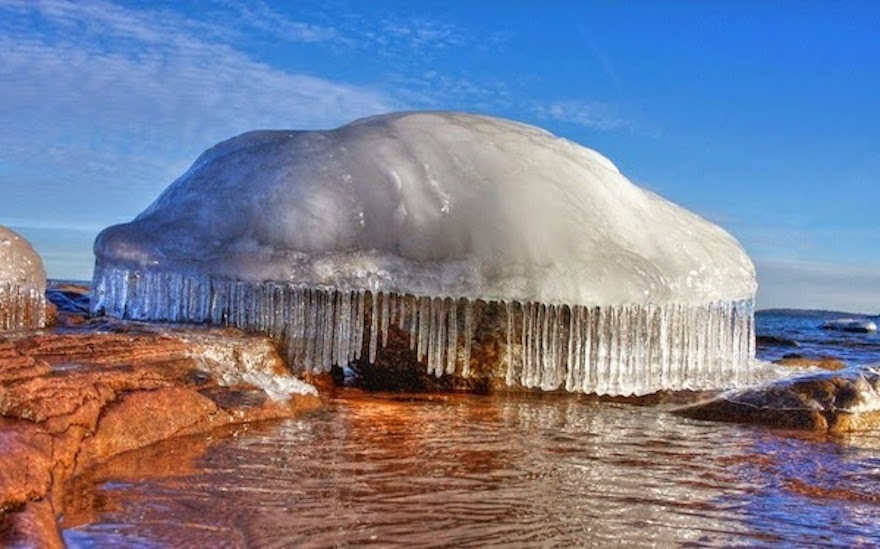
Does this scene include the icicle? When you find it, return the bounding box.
[398,294,407,331]
[320,290,334,372]
[505,301,515,386]
[416,297,431,360]
[353,290,365,363]
[369,292,380,363]
[407,295,417,351]
[380,291,390,348]
[542,305,558,391]
[581,306,595,394]
[90,266,758,396]
[461,300,473,378]
[436,298,446,376]
[446,299,458,375]
[565,305,576,392]
[0,283,46,330]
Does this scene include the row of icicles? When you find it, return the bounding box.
[92,268,755,395]
[0,283,47,330]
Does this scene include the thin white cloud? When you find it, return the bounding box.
[1,0,638,280]
[204,0,471,56]
[0,0,399,277]
[0,0,397,219]
[531,101,632,131]
[209,0,340,44]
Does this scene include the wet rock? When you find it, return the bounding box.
[774,355,847,371]
[756,335,799,348]
[0,323,320,547]
[675,365,880,432]
[349,302,499,393]
[0,499,62,549]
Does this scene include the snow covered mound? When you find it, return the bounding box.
[0,226,47,329]
[95,111,755,306]
[92,112,757,394]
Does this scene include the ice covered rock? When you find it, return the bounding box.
[0,226,47,330]
[821,318,877,333]
[675,365,880,432]
[92,111,757,395]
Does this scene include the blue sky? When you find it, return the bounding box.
[1,0,878,312]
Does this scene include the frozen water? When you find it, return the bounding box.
[92,111,757,395]
[95,112,754,305]
[0,226,47,330]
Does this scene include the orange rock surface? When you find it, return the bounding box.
[0,320,321,546]
[774,355,847,371]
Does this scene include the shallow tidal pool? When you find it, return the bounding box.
[62,390,880,547]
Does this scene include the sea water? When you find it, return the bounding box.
[61,310,880,547]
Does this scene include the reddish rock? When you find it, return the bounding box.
[0,418,53,509]
[0,323,321,547]
[675,366,880,432]
[0,499,62,549]
[774,355,847,371]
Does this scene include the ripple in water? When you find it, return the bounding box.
[62,391,880,547]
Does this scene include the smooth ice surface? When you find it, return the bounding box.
[0,226,47,329]
[95,111,755,306]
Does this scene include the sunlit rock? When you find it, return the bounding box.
[675,365,880,432]
[92,111,757,395]
[0,323,320,547]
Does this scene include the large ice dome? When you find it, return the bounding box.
[93,112,757,394]
[95,111,755,306]
[1,226,47,329]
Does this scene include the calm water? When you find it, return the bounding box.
[755,309,880,365]
[61,311,880,547]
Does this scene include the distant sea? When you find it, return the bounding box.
[756,308,880,366]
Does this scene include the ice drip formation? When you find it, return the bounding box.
[92,112,757,395]
[0,226,47,330]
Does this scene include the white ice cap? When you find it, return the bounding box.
[95,111,756,306]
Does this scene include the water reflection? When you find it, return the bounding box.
[64,392,880,547]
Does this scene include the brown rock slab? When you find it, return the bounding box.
[0,323,320,547]
[0,418,53,509]
[0,499,62,549]
[774,355,847,371]
[675,365,880,432]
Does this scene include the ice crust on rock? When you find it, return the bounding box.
[0,226,47,330]
[92,111,757,395]
[180,331,318,399]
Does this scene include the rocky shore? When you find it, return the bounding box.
[3,285,880,545]
[0,286,321,547]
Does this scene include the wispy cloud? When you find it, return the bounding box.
[0,0,397,219]
[0,0,399,277]
[0,0,637,279]
[576,23,623,93]
[531,101,632,131]
[211,0,340,44]
[204,0,473,58]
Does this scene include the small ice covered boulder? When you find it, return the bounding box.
[92,111,757,395]
[0,226,47,330]
[821,318,877,333]
[675,365,880,432]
